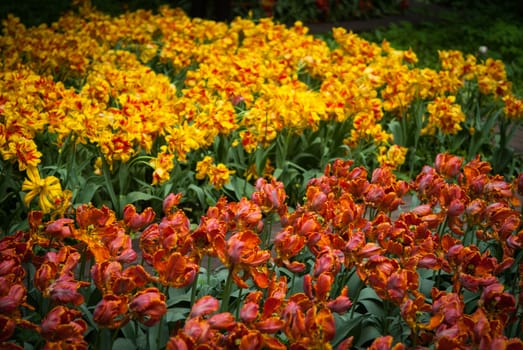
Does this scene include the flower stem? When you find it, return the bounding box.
[349,277,366,319]
[236,287,243,320]
[207,255,211,285]
[220,267,235,313]
[190,268,199,306]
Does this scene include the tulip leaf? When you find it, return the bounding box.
[356,325,383,347]
[358,298,385,317]
[357,287,382,302]
[112,339,137,350]
[74,177,104,204]
[463,289,481,314]
[78,303,97,330]
[121,322,137,342]
[418,270,435,296]
[98,328,114,350]
[167,287,192,306]
[187,183,208,207]
[166,308,190,323]
[223,176,255,200]
[122,191,161,205]
[332,313,363,346]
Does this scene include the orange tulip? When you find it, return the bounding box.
[91,261,150,295]
[152,251,199,288]
[129,287,167,326]
[215,230,271,289]
[123,204,155,232]
[40,306,88,349]
[0,315,17,343]
[34,247,88,306]
[368,335,405,350]
[251,178,287,216]
[434,152,463,179]
[273,227,306,273]
[93,294,129,329]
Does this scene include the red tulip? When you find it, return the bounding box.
[190,296,220,318]
[93,294,129,328]
[129,287,167,326]
[435,153,463,178]
[40,306,87,347]
[123,204,155,231]
[45,218,74,239]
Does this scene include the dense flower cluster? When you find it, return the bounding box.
[1,2,523,349]
[1,153,523,348]
[1,3,522,218]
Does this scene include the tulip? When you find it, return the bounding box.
[93,294,129,329]
[123,204,155,231]
[45,218,75,239]
[129,287,167,326]
[435,153,462,178]
[40,306,87,345]
[190,296,220,318]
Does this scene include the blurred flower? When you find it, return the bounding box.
[368,335,405,350]
[1,137,42,171]
[195,156,235,190]
[422,95,465,135]
[503,94,523,120]
[377,144,408,170]
[150,145,174,185]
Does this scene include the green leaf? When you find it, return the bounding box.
[419,274,435,297]
[166,307,189,323]
[359,299,385,317]
[120,322,136,341]
[98,328,114,350]
[167,287,192,306]
[74,178,104,204]
[332,313,363,346]
[356,325,383,347]
[273,168,283,179]
[358,287,381,302]
[112,338,137,350]
[187,184,206,207]
[123,191,161,205]
[78,303,98,330]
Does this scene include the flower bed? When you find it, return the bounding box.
[1,2,523,349]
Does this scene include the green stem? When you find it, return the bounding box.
[437,216,448,238]
[264,214,273,249]
[101,155,120,214]
[336,266,355,296]
[156,285,168,348]
[190,268,199,306]
[382,299,392,336]
[207,256,212,285]
[349,278,366,319]
[236,287,243,320]
[78,243,88,282]
[220,267,235,313]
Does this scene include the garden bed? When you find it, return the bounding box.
[1,2,523,349]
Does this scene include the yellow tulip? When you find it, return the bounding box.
[22,166,63,214]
